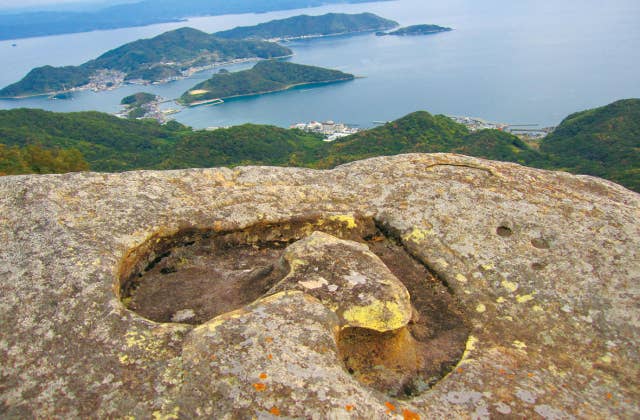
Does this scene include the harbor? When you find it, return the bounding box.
[290,120,360,141]
[448,115,555,140]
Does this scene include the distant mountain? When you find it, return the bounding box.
[214,13,398,40]
[179,60,354,105]
[539,98,640,192]
[0,0,387,40]
[0,28,291,98]
[376,24,452,36]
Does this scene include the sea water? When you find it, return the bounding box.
[0,0,638,128]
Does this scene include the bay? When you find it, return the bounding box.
[0,0,639,129]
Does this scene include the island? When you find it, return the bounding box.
[179,60,354,106]
[213,12,398,41]
[376,24,452,36]
[0,0,392,41]
[118,92,160,119]
[0,27,292,98]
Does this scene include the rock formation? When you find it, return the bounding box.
[0,153,638,418]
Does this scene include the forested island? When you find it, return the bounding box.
[0,28,291,98]
[0,0,387,40]
[1,99,637,192]
[376,24,452,36]
[179,61,355,106]
[213,13,398,40]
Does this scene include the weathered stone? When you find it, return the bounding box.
[270,231,413,332]
[0,153,638,418]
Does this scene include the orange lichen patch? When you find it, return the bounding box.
[252,383,267,392]
[265,337,274,343]
[606,393,613,400]
[403,409,421,420]
[456,367,464,373]
[259,373,268,379]
[267,354,273,360]
[269,407,281,416]
[345,404,355,412]
[385,401,396,412]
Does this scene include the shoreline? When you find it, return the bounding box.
[0,54,294,100]
[182,76,354,106]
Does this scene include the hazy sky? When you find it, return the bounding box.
[0,0,133,11]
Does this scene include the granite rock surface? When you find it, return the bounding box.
[0,153,638,418]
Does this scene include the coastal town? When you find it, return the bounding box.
[448,115,555,140]
[290,120,360,141]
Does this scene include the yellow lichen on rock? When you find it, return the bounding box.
[327,214,358,229]
[403,228,431,243]
[342,300,411,332]
[501,280,519,293]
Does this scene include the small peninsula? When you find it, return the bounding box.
[376,24,452,36]
[213,12,399,41]
[118,92,160,119]
[0,27,291,98]
[179,61,354,106]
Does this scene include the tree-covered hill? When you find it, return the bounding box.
[318,111,542,167]
[1,100,638,192]
[180,60,354,105]
[0,109,189,171]
[539,98,640,191]
[0,28,291,98]
[213,13,398,40]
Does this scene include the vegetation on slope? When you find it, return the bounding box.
[214,13,398,40]
[0,28,291,97]
[539,98,640,191]
[0,99,637,192]
[0,144,88,175]
[180,60,354,105]
[0,109,189,171]
[319,111,541,167]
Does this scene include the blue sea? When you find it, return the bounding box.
[0,0,639,129]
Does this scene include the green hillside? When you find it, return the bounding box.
[0,109,189,171]
[0,100,638,192]
[319,111,541,167]
[0,28,291,98]
[180,60,354,105]
[214,13,398,40]
[539,98,640,191]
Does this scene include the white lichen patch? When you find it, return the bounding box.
[344,271,367,286]
[171,309,196,323]
[298,277,329,290]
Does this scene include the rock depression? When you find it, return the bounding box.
[0,153,638,418]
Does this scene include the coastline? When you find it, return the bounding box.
[182,76,354,107]
[266,28,398,43]
[0,54,294,100]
